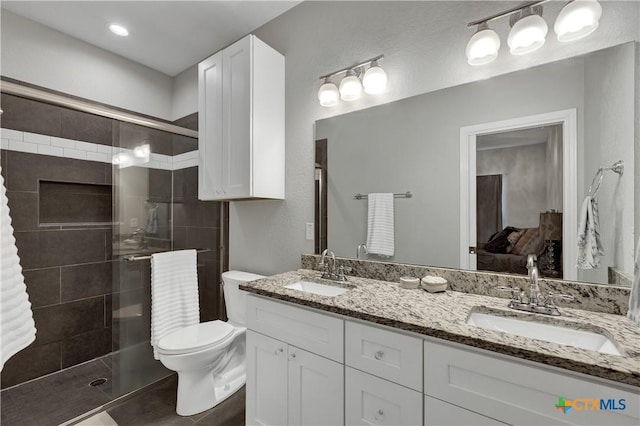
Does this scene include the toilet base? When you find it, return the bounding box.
[176,365,246,416]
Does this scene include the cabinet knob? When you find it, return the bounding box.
[374,350,384,360]
[290,353,297,360]
[375,409,384,420]
[275,348,284,355]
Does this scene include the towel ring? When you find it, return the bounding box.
[588,160,624,197]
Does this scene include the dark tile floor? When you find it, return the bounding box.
[0,356,113,426]
[101,375,245,426]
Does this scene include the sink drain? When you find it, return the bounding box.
[89,378,108,387]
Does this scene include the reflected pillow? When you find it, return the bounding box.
[512,228,544,255]
[484,226,520,254]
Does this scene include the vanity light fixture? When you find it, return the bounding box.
[317,55,386,107]
[554,0,602,42]
[466,0,602,65]
[508,6,548,55]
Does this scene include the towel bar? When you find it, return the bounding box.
[354,191,412,200]
[124,248,211,261]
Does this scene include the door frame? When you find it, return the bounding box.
[459,109,578,281]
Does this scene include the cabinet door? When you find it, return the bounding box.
[246,331,288,426]
[222,35,252,198]
[198,51,224,199]
[345,367,422,426]
[288,346,344,426]
[425,396,506,425]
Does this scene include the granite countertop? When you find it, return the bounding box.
[240,269,640,388]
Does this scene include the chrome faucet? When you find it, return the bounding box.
[527,254,540,306]
[318,249,351,281]
[499,254,574,316]
[356,244,368,259]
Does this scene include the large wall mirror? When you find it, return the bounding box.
[315,42,636,287]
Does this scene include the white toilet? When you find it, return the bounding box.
[155,270,263,416]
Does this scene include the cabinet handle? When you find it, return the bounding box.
[275,348,284,355]
[374,350,384,360]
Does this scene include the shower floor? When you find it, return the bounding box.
[1,355,114,426]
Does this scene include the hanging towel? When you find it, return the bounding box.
[628,239,640,326]
[576,196,604,269]
[150,249,199,359]
[366,193,395,257]
[145,205,158,234]
[0,166,36,371]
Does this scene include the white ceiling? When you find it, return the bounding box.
[1,1,301,76]
[476,125,560,151]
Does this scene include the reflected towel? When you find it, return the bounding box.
[145,205,158,234]
[576,196,604,269]
[366,193,395,257]
[0,166,36,371]
[628,239,640,325]
[150,249,199,359]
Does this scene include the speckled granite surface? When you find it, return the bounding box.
[301,255,631,315]
[240,269,640,388]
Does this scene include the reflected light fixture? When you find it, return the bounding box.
[317,55,386,107]
[466,0,603,65]
[508,6,548,55]
[554,0,602,42]
[466,22,501,65]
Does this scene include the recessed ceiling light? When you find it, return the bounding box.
[108,23,129,37]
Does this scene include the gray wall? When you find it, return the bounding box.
[316,59,583,267]
[581,43,636,283]
[477,143,547,230]
[1,10,174,120]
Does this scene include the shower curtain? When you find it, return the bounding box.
[477,174,503,243]
[546,126,563,211]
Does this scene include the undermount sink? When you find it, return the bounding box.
[467,312,621,356]
[284,280,349,297]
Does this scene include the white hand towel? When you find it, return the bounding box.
[150,249,199,359]
[576,195,604,269]
[366,193,395,257]
[0,166,37,371]
[628,239,640,326]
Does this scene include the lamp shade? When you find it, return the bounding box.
[508,13,548,55]
[363,61,387,94]
[318,79,339,107]
[554,0,602,42]
[466,25,501,65]
[339,70,363,101]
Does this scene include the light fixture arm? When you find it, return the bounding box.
[467,0,551,27]
[319,54,384,81]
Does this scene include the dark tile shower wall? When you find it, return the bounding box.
[0,93,225,389]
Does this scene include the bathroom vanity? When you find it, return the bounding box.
[242,269,640,426]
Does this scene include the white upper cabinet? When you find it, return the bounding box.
[198,35,285,201]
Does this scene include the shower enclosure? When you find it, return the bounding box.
[0,82,226,424]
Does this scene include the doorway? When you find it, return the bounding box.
[459,110,577,280]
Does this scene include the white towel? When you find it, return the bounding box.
[576,196,604,269]
[628,239,640,326]
[366,193,395,257]
[0,166,36,371]
[150,249,199,359]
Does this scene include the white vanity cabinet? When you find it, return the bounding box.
[344,320,424,425]
[198,34,284,201]
[423,339,640,426]
[246,295,344,426]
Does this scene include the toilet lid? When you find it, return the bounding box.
[157,320,234,353]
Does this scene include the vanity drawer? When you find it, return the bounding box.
[346,366,422,426]
[424,396,507,425]
[345,320,422,391]
[246,295,344,362]
[424,339,640,425]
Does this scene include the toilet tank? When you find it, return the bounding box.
[221,270,264,326]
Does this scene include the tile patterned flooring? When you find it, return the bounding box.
[1,357,245,426]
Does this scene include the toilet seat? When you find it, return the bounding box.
[156,320,234,355]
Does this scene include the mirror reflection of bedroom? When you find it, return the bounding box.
[476,124,563,279]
